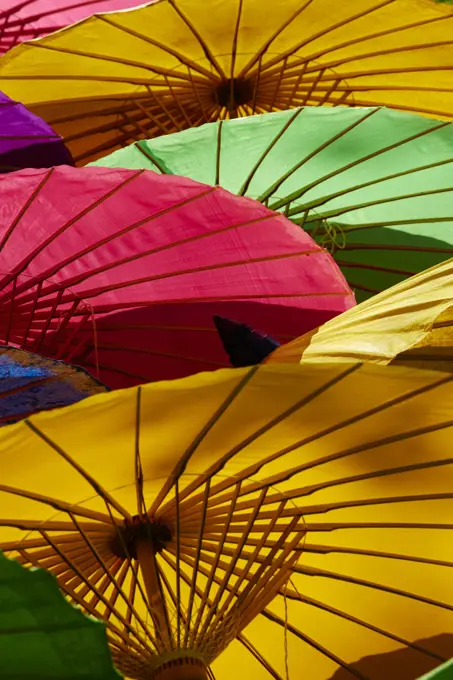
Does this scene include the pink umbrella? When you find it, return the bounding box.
[0,165,354,387]
[0,0,143,53]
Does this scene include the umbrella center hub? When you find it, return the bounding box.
[152,654,209,680]
[215,77,254,109]
[111,515,172,559]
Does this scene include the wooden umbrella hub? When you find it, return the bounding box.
[214,77,254,110]
[153,654,209,680]
[110,514,172,559]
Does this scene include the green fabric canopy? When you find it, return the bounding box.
[90,106,453,303]
[0,552,121,679]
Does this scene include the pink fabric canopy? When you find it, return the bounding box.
[0,165,354,387]
[0,0,142,53]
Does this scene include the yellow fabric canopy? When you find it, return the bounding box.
[1,0,453,162]
[0,362,452,679]
[267,258,453,371]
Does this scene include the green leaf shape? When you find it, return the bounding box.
[0,552,122,679]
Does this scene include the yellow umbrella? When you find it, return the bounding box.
[0,362,452,679]
[267,258,453,372]
[1,0,453,163]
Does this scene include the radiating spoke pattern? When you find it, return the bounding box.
[91,106,453,302]
[0,165,353,388]
[0,0,141,53]
[1,0,453,163]
[0,363,452,679]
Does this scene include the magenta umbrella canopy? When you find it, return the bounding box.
[0,91,73,170]
[0,165,354,388]
[0,0,146,53]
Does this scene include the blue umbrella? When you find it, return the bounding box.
[0,345,107,425]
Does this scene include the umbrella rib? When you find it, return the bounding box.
[95,15,218,82]
[222,521,303,631]
[69,511,157,647]
[196,488,268,643]
[206,499,292,638]
[215,121,223,186]
[16,292,353,321]
[261,608,369,680]
[124,560,138,638]
[185,66,211,123]
[0,184,217,303]
[134,386,146,517]
[27,41,208,86]
[333,260,419,277]
[238,0,315,79]
[183,478,211,647]
[0,518,105,532]
[25,249,323,305]
[282,11,453,79]
[162,364,361,517]
[149,368,258,515]
[167,0,226,79]
[311,215,453,232]
[249,0,396,76]
[188,483,242,648]
[288,158,453,216]
[0,168,53,251]
[305,520,453,532]
[255,2,451,78]
[238,107,305,196]
[238,634,284,680]
[257,107,380,204]
[296,564,453,611]
[92,556,126,613]
[286,584,448,661]
[24,420,131,520]
[230,0,243,85]
[302,543,453,569]
[0,484,112,524]
[305,39,453,80]
[40,529,155,652]
[235,450,453,508]
[0,170,144,295]
[164,74,202,128]
[291,186,453,222]
[236,550,301,633]
[176,373,452,517]
[267,119,450,211]
[300,490,453,517]
[0,532,105,552]
[100,498,160,638]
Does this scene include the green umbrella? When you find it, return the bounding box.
[0,552,121,679]
[418,659,453,679]
[90,106,453,302]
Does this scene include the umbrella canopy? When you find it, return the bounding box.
[1,0,453,164]
[0,551,121,679]
[267,258,453,372]
[91,106,453,301]
[0,362,451,680]
[0,0,145,54]
[0,90,73,170]
[0,344,107,425]
[0,165,353,388]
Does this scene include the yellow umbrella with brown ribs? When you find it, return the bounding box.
[267,258,453,371]
[1,0,453,163]
[0,361,451,679]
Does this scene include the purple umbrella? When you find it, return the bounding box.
[0,91,73,171]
